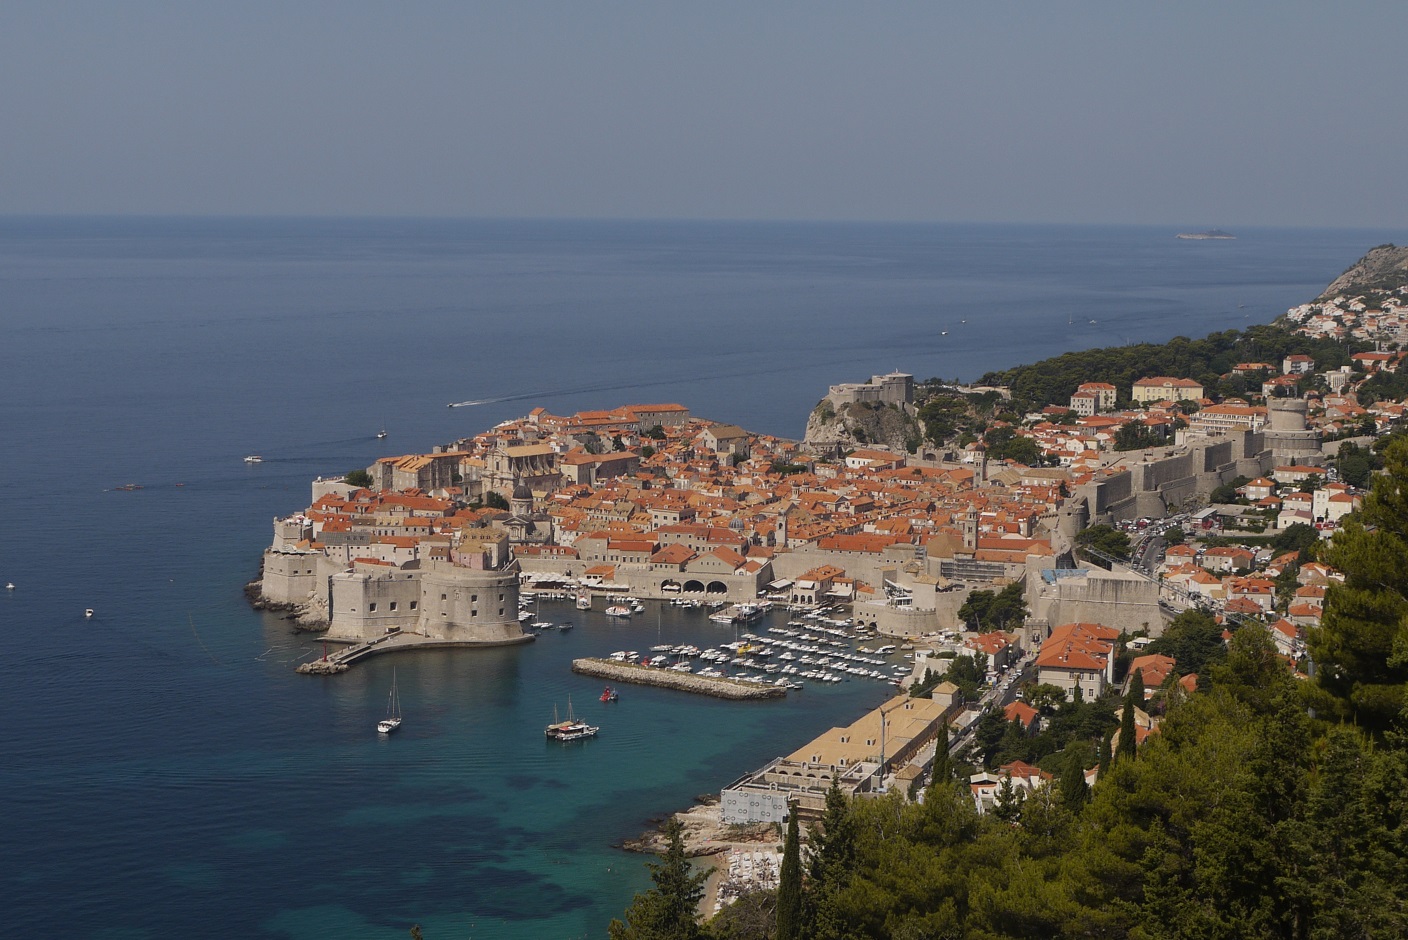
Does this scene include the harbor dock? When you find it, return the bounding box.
[297,629,535,675]
[571,658,787,700]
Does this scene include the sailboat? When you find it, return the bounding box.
[545,696,598,741]
[377,669,402,734]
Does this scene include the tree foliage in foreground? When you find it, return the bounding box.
[610,817,707,940]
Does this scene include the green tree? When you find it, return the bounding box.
[483,490,510,510]
[1148,609,1226,677]
[1113,420,1161,452]
[775,809,802,940]
[1310,436,1408,735]
[1271,521,1319,555]
[609,817,707,940]
[956,581,1028,632]
[1074,524,1130,566]
[1058,747,1089,809]
[930,723,952,786]
[345,468,374,489]
[1115,689,1138,763]
[803,781,858,939]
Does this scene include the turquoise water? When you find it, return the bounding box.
[2,217,1404,937]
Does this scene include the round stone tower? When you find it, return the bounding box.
[1264,398,1322,466]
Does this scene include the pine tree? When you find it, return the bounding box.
[775,808,802,940]
[609,817,707,940]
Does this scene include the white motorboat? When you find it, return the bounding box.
[244,455,263,463]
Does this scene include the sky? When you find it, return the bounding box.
[2,1,1404,226]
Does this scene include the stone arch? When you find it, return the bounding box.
[684,579,706,593]
[706,580,728,595]
[661,579,682,593]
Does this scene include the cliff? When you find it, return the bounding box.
[803,399,920,454]
[1317,244,1408,300]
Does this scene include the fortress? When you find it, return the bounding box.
[825,371,914,409]
[258,510,529,646]
[1059,397,1323,534]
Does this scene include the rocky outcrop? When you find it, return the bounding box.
[1318,245,1408,300]
[571,659,786,699]
[803,399,920,455]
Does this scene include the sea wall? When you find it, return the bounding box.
[571,659,786,700]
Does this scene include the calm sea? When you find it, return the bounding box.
[1,217,1402,938]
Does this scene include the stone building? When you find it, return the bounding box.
[484,442,561,499]
[825,371,915,409]
[323,527,528,645]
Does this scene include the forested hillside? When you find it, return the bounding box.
[974,325,1359,412]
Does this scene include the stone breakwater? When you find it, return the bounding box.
[571,659,787,700]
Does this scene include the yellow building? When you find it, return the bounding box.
[1131,376,1204,404]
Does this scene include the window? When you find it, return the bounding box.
[369,603,377,612]
[389,602,397,612]
[441,593,447,601]
[410,601,417,610]
[498,608,504,616]
[471,594,478,602]
[471,610,477,617]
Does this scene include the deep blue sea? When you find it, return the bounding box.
[1,217,1403,938]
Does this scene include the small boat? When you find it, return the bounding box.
[377,669,402,734]
[85,609,94,618]
[5,583,13,591]
[600,686,618,703]
[545,698,598,742]
[557,621,574,631]
[575,589,592,611]
[376,429,387,440]
[604,605,632,618]
[244,456,263,463]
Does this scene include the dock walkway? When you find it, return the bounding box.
[572,658,786,700]
[297,630,534,674]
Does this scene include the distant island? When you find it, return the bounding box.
[1176,229,1235,240]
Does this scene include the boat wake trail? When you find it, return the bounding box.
[445,353,874,411]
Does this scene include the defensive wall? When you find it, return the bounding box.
[1078,431,1272,524]
[1030,566,1166,638]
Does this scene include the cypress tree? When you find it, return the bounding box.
[1128,668,1146,710]
[804,780,856,938]
[930,723,952,786]
[1098,728,1113,775]
[775,807,802,940]
[1059,747,1089,809]
[1115,688,1138,763]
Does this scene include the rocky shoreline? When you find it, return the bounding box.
[244,579,328,632]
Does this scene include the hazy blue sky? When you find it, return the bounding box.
[2,2,1403,225]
